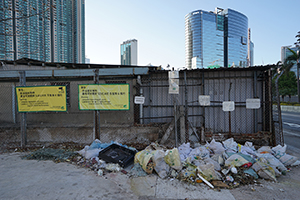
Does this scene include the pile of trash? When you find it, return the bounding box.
[75,138,300,189]
[25,138,299,189]
[132,138,300,188]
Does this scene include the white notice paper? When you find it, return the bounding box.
[222,101,235,111]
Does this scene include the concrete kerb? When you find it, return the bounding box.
[280,105,300,113]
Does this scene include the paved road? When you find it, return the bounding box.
[282,111,300,151]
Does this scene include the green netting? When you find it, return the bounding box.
[22,148,78,162]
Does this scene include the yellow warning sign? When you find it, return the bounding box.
[16,86,67,112]
[78,84,129,110]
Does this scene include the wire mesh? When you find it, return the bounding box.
[0,67,275,150]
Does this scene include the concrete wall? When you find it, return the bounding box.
[0,126,160,146]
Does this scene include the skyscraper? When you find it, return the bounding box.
[281,45,300,75]
[185,7,250,69]
[0,0,85,63]
[120,39,137,66]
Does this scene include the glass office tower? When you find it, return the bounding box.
[0,0,85,63]
[185,8,248,69]
[281,46,300,75]
[120,39,137,65]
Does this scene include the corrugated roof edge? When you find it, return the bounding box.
[0,58,160,70]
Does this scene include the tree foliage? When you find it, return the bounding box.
[277,71,297,99]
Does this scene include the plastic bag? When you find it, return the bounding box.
[222,138,238,154]
[105,163,121,172]
[244,141,256,151]
[225,153,249,167]
[204,157,221,171]
[273,151,299,167]
[178,143,192,162]
[238,144,257,157]
[152,150,170,179]
[252,160,277,181]
[188,146,210,162]
[257,146,272,154]
[164,148,182,170]
[257,157,281,177]
[208,139,225,155]
[134,150,155,174]
[211,154,224,166]
[85,148,101,159]
[257,153,287,172]
[244,168,258,179]
[197,163,220,181]
[272,144,287,154]
[77,145,101,159]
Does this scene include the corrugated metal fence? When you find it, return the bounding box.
[0,62,279,149]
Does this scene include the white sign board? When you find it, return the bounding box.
[134,96,145,104]
[246,98,261,109]
[168,71,179,94]
[199,95,210,106]
[222,101,235,111]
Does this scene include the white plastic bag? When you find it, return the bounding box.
[257,146,272,154]
[225,154,249,167]
[222,138,238,153]
[197,163,220,181]
[252,160,277,182]
[257,153,287,172]
[188,146,210,162]
[208,139,225,155]
[273,151,299,166]
[178,143,192,162]
[152,150,170,179]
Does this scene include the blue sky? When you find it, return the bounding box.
[85,0,299,68]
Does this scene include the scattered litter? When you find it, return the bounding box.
[105,163,121,172]
[211,180,230,188]
[197,172,214,188]
[97,169,103,176]
[129,163,148,177]
[231,167,238,174]
[226,175,234,182]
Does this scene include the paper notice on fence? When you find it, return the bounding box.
[199,95,210,106]
[246,98,261,109]
[222,101,235,111]
[16,86,67,112]
[78,84,129,110]
[169,71,179,94]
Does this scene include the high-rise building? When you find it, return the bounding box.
[281,45,299,75]
[185,7,250,69]
[0,0,85,63]
[120,39,137,65]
